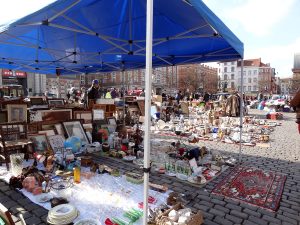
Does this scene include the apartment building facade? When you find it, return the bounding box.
[219,58,276,95]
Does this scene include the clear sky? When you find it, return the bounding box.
[203,0,300,78]
[0,0,299,78]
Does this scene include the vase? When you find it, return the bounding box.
[10,153,24,176]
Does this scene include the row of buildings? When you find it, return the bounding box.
[79,64,218,96]
[218,56,300,96]
[1,54,299,98]
[218,58,278,95]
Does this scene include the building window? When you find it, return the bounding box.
[224,74,228,80]
[224,67,227,72]
[231,82,235,88]
[248,78,251,83]
[224,62,227,65]
[248,86,251,91]
[248,70,251,75]
[253,70,257,75]
[134,70,138,82]
[253,78,257,83]
[231,61,235,65]
[231,67,235,72]
[253,86,257,91]
[112,72,116,82]
[231,74,234,80]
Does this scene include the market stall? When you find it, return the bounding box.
[0,0,245,224]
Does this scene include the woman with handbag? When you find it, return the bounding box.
[290,89,300,134]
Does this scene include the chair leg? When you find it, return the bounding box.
[24,145,29,161]
[4,149,9,171]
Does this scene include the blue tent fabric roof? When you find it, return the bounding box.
[0,0,243,74]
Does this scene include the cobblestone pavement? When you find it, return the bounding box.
[0,109,300,225]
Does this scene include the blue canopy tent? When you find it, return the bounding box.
[0,0,244,224]
[0,0,243,74]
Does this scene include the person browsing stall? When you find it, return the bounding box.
[87,79,101,101]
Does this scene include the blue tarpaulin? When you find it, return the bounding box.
[0,0,243,74]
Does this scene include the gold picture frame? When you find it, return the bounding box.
[7,104,27,123]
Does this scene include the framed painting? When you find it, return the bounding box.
[54,123,64,135]
[47,135,65,153]
[30,97,45,105]
[7,104,27,123]
[137,100,145,116]
[82,123,93,132]
[29,134,52,154]
[38,130,56,136]
[48,98,65,107]
[93,109,104,120]
[0,111,7,123]
[106,117,117,125]
[74,111,92,123]
[40,109,72,122]
[62,121,90,145]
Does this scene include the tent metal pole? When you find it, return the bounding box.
[48,0,81,22]
[48,23,129,53]
[239,59,244,163]
[122,70,125,126]
[143,0,153,224]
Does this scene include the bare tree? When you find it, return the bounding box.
[178,72,201,93]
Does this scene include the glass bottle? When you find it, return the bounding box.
[73,157,81,183]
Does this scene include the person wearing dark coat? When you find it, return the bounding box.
[203,92,210,103]
[87,79,101,101]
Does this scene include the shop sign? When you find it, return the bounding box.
[2,69,27,78]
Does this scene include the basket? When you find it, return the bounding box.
[155,203,203,225]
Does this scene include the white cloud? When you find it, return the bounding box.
[228,0,296,37]
[204,38,300,78]
[246,37,300,78]
[0,0,55,25]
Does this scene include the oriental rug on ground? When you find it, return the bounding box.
[212,166,286,211]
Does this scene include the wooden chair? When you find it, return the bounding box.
[0,122,32,170]
[0,203,26,225]
[0,203,15,225]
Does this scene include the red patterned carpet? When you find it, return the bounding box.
[212,166,286,211]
